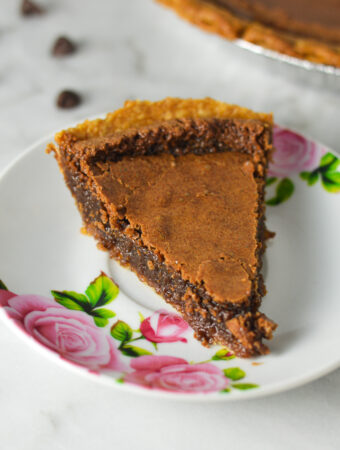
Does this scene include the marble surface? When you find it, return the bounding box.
[0,0,339,449]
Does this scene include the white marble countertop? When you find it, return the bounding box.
[0,1,340,449]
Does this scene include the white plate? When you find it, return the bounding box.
[0,125,339,401]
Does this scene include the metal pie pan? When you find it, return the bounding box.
[234,39,340,90]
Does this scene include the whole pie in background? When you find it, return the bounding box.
[156,0,340,68]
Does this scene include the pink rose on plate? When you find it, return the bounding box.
[0,290,125,372]
[140,310,189,343]
[125,355,228,393]
[269,126,326,178]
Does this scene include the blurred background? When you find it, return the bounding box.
[1,0,340,172]
[0,1,339,449]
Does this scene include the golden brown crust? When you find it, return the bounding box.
[54,97,272,149]
[155,0,340,68]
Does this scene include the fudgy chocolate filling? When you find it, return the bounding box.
[57,117,276,356]
[205,0,340,44]
[63,163,269,357]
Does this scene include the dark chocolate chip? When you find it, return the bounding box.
[56,90,81,109]
[52,36,76,57]
[21,0,44,16]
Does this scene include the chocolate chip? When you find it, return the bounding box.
[52,36,76,57]
[56,90,81,109]
[21,0,44,16]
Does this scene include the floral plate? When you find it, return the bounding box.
[0,126,339,401]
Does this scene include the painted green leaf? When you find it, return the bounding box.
[120,345,152,357]
[328,159,340,172]
[85,272,119,308]
[111,320,133,342]
[53,298,85,311]
[301,169,321,185]
[266,178,294,206]
[93,317,109,327]
[0,280,8,291]
[220,388,231,393]
[320,152,340,171]
[51,290,89,305]
[223,367,246,381]
[91,308,116,319]
[116,377,124,384]
[232,383,259,390]
[212,348,235,361]
[51,290,89,311]
[320,152,335,166]
[307,171,319,186]
[265,177,277,187]
[321,172,340,193]
[300,171,310,181]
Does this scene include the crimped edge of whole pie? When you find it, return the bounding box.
[155,0,340,68]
